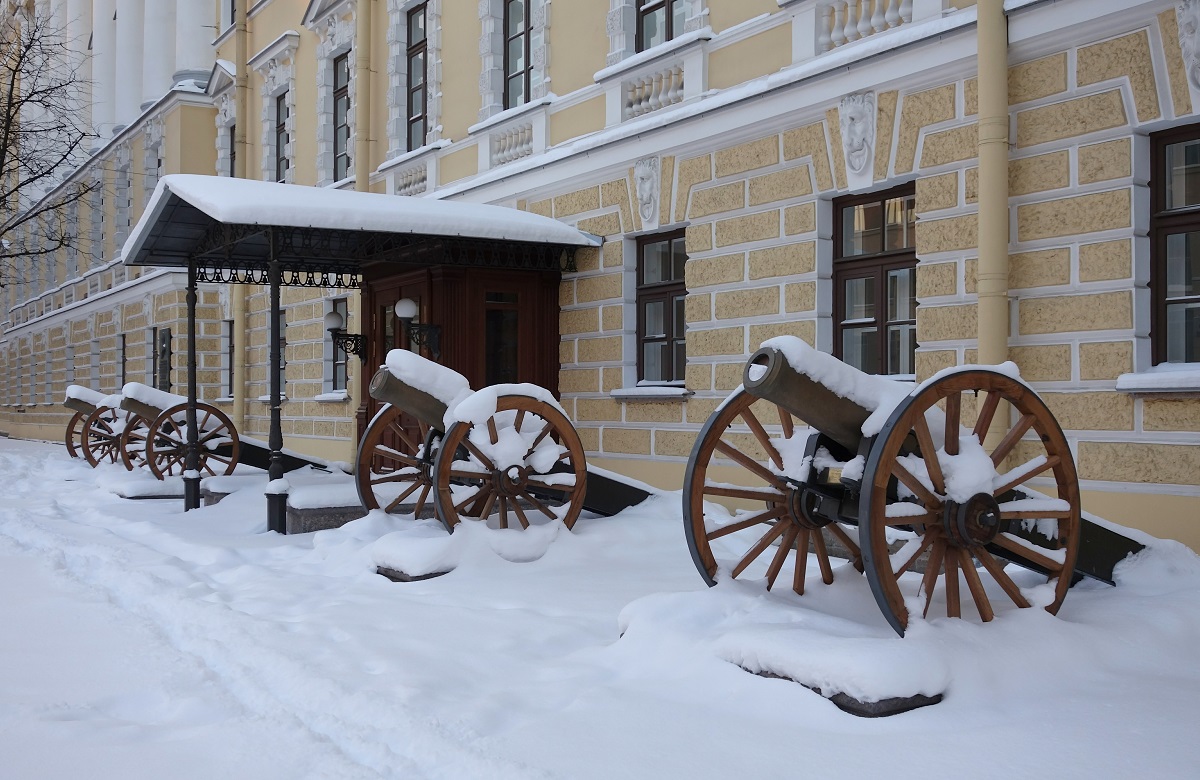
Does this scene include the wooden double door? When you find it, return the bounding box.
[357,266,560,436]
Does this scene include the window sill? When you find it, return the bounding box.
[594,27,714,83]
[213,397,234,404]
[313,390,350,402]
[256,395,289,402]
[610,386,692,403]
[1116,366,1200,395]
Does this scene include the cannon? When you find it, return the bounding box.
[356,350,653,531]
[62,385,132,465]
[684,336,1143,636]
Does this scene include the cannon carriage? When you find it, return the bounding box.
[356,350,651,531]
[684,336,1142,636]
[63,383,329,479]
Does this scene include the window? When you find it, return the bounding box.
[1151,126,1200,364]
[148,327,158,386]
[276,310,287,394]
[637,0,687,52]
[333,53,351,181]
[222,320,235,397]
[406,4,427,151]
[637,230,687,383]
[503,0,531,109]
[274,92,289,182]
[228,124,237,177]
[832,185,917,376]
[328,299,349,392]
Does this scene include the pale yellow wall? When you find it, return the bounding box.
[549,0,607,96]
[174,104,218,175]
[549,96,605,146]
[707,0,782,34]
[439,0,481,140]
[439,144,479,184]
[707,25,792,91]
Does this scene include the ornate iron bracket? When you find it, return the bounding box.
[401,320,441,360]
[329,329,366,360]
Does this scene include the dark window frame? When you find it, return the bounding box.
[636,229,688,384]
[1150,124,1200,365]
[832,184,918,376]
[274,91,289,182]
[330,298,349,392]
[228,123,236,177]
[333,52,351,181]
[503,0,532,110]
[636,0,686,53]
[406,4,428,152]
[223,319,236,397]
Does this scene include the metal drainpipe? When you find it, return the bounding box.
[230,0,249,431]
[351,0,373,432]
[976,0,1010,447]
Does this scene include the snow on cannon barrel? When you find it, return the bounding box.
[683,335,1143,637]
[357,349,652,531]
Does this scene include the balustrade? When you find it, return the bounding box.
[818,0,912,52]
[624,64,685,120]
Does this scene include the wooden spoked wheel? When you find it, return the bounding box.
[684,388,863,595]
[144,402,240,479]
[859,370,1081,636]
[81,406,137,468]
[432,396,587,532]
[119,414,152,471]
[355,403,439,517]
[64,411,86,458]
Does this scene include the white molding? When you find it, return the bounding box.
[313,5,357,187]
[386,0,443,158]
[253,35,300,183]
[478,0,551,123]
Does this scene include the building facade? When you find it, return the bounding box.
[2,0,1198,548]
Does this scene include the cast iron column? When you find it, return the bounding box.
[266,227,287,532]
[183,259,201,509]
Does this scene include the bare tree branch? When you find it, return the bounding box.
[0,6,99,291]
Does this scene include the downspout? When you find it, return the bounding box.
[354,0,371,194]
[351,0,373,436]
[230,0,249,431]
[976,0,1010,447]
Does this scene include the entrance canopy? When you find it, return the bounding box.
[119,174,598,532]
[123,174,599,282]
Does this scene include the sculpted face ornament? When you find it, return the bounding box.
[840,92,876,176]
[1179,1,1200,91]
[634,157,661,226]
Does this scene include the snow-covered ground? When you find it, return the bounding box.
[1,436,1198,779]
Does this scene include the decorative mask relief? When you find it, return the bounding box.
[839,92,876,187]
[634,157,661,228]
[1179,1,1200,91]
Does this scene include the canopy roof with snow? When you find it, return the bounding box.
[122,175,598,283]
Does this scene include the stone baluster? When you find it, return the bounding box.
[818,4,834,52]
[857,0,873,39]
[872,0,887,33]
[843,0,858,43]
[886,0,901,28]
[900,0,912,23]
[830,3,846,47]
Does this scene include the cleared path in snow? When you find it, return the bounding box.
[1,437,1199,779]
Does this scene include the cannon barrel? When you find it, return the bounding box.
[120,396,165,422]
[368,367,449,432]
[742,346,873,454]
[63,397,98,415]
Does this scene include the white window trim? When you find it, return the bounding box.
[322,297,349,394]
[605,0,706,67]
[478,0,551,123]
[311,5,357,187]
[143,116,164,207]
[214,90,237,178]
[387,0,442,159]
[251,33,300,183]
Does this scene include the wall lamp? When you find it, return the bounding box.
[323,309,366,360]
[394,297,441,360]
